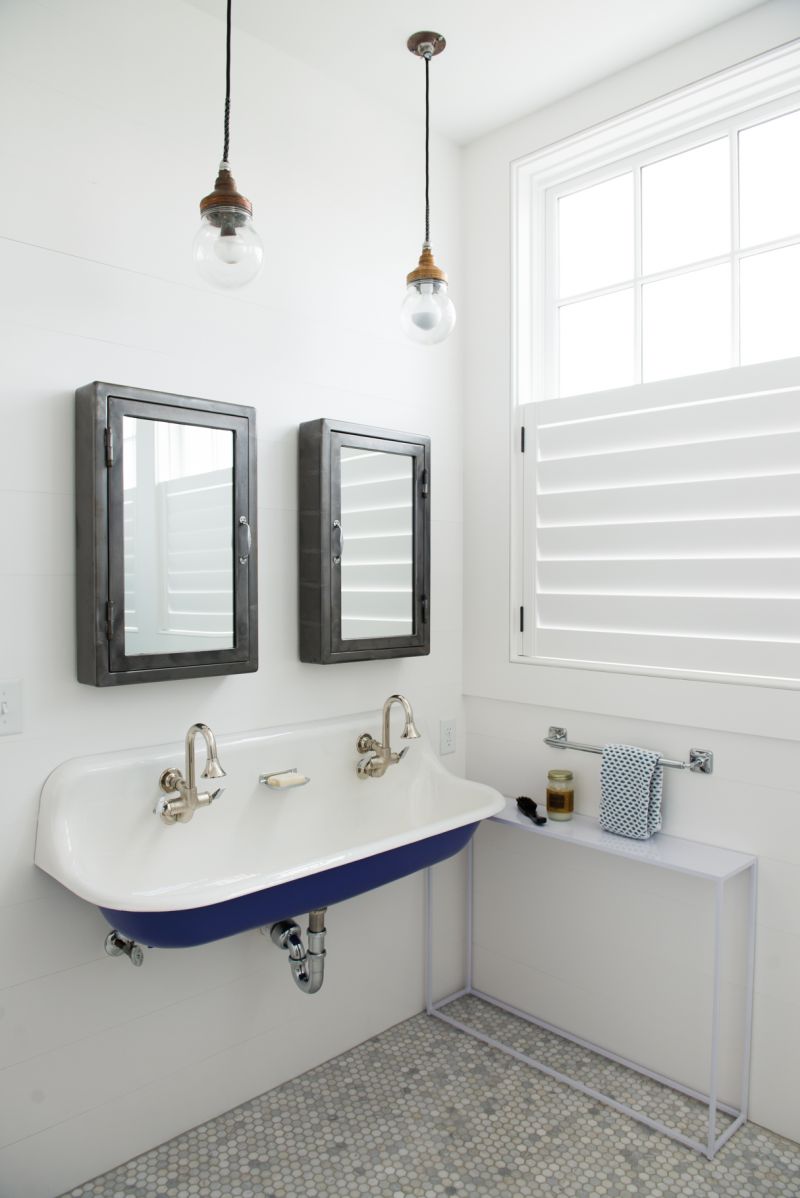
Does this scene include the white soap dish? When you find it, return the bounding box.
[259,769,311,789]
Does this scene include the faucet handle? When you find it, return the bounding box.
[357,755,378,779]
[357,733,379,754]
[153,793,171,817]
[197,787,225,808]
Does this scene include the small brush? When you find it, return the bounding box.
[516,795,547,826]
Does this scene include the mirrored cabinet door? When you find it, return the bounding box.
[76,382,257,685]
[117,415,236,656]
[299,419,430,664]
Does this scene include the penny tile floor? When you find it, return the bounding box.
[64,996,800,1198]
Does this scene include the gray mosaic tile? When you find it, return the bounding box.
[440,994,734,1145]
[62,998,800,1198]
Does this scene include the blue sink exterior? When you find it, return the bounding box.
[100,821,479,948]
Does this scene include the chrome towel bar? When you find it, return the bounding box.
[544,726,713,774]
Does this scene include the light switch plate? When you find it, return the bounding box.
[0,679,23,735]
[439,719,456,756]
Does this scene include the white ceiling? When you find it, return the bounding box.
[185,0,764,143]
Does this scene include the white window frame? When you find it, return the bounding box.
[544,97,800,398]
[509,40,800,727]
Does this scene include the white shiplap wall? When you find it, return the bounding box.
[0,2,464,1195]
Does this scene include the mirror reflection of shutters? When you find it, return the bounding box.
[159,469,234,638]
[339,448,415,641]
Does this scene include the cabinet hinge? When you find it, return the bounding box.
[520,426,526,453]
[104,427,114,467]
[520,605,525,633]
[420,469,429,499]
[421,595,429,625]
[105,600,115,639]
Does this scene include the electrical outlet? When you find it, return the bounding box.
[439,718,456,756]
[0,679,23,736]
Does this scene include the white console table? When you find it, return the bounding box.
[426,799,756,1160]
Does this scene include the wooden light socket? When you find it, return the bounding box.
[199,167,252,217]
[406,245,447,285]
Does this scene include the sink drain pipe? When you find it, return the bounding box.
[266,908,327,994]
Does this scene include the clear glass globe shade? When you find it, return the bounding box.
[193,207,263,288]
[401,279,456,345]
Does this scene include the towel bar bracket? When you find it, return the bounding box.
[545,727,713,775]
[688,749,714,775]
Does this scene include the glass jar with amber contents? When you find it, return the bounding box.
[546,769,574,821]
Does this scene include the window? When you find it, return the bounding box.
[512,42,800,690]
[549,105,800,399]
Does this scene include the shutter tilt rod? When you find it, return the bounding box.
[544,726,714,774]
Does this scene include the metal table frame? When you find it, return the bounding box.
[425,809,757,1160]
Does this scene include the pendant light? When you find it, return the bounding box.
[193,0,263,288]
[401,32,456,345]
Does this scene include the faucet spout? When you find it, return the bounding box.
[185,723,227,791]
[382,694,421,749]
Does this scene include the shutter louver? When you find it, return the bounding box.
[524,359,800,687]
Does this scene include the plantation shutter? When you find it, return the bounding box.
[521,357,800,687]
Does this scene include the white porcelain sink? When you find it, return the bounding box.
[35,711,503,947]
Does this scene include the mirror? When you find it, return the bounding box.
[339,446,414,641]
[122,416,235,655]
[299,419,430,664]
[76,382,257,686]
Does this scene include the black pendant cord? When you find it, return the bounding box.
[424,52,431,246]
[222,0,232,163]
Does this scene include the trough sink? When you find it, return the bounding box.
[35,712,503,948]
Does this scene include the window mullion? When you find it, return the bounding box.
[634,164,643,385]
[736,232,800,258]
[545,187,560,400]
[556,249,735,308]
[730,121,741,367]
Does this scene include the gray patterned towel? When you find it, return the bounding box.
[599,743,663,840]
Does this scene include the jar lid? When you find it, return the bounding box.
[547,769,573,782]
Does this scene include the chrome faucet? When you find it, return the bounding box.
[356,694,421,779]
[156,723,227,824]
